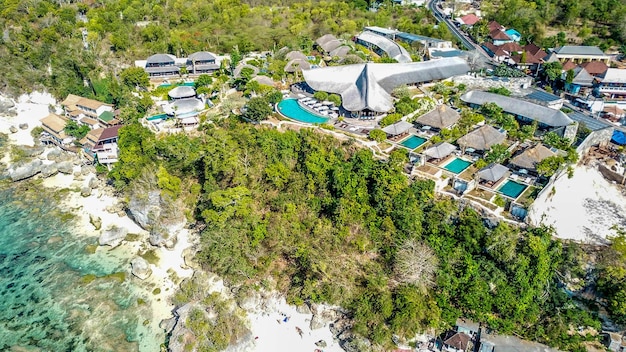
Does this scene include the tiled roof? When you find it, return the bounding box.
[581,61,609,76]
[460,14,480,26]
[489,29,511,41]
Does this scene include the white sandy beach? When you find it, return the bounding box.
[247,298,344,352]
[0,91,56,146]
[529,165,626,243]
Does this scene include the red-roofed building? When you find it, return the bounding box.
[524,43,548,60]
[581,60,609,76]
[487,20,503,32]
[91,125,122,165]
[489,29,512,45]
[562,60,577,71]
[459,14,480,26]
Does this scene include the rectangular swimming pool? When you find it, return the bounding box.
[443,157,471,174]
[399,135,426,150]
[498,180,527,199]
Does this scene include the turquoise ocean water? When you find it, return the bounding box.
[0,185,162,351]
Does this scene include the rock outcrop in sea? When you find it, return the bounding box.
[127,171,186,249]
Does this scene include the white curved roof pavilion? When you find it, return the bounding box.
[168,86,196,100]
[302,57,470,113]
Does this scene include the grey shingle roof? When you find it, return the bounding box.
[423,142,457,159]
[286,51,308,61]
[457,125,506,151]
[146,53,176,65]
[554,45,605,56]
[356,31,412,63]
[187,51,216,63]
[330,46,350,58]
[460,90,573,127]
[477,163,509,182]
[302,58,470,113]
[416,105,460,129]
[285,58,311,72]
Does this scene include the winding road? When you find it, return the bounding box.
[427,0,491,58]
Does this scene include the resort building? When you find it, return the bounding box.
[477,163,510,186]
[91,125,122,165]
[186,51,218,75]
[301,58,470,116]
[423,142,457,160]
[415,105,460,131]
[136,52,221,78]
[168,86,197,100]
[563,67,595,95]
[460,90,573,128]
[382,120,413,138]
[61,94,117,127]
[315,34,351,59]
[596,68,626,98]
[457,125,506,152]
[143,53,179,77]
[40,113,71,145]
[284,51,311,73]
[355,31,412,63]
[551,46,610,64]
[363,26,399,39]
[489,29,513,46]
[510,143,561,172]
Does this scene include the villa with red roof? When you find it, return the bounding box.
[457,14,480,26]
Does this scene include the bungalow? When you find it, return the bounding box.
[552,46,610,64]
[443,331,471,352]
[477,163,510,187]
[382,120,413,138]
[487,21,503,32]
[509,143,561,172]
[315,34,350,59]
[457,14,480,27]
[415,105,461,131]
[460,90,573,128]
[581,61,609,77]
[40,113,72,145]
[457,125,507,152]
[489,29,512,46]
[482,42,522,63]
[423,142,457,160]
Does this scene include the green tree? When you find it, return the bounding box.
[244,97,272,122]
[484,144,511,164]
[120,67,149,89]
[536,155,565,176]
[328,94,342,106]
[313,91,329,101]
[195,74,213,88]
[64,120,90,139]
[369,129,387,142]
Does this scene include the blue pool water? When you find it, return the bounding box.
[400,135,427,149]
[498,180,527,199]
[277,99,329,124]
[0,185,162,351]
[148,114,168,121]
[443,158,472,174]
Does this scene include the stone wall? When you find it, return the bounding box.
[576,127,614,156]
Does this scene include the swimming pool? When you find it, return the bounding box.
[443,157,472,174]
[148,113,168,121]
[498,180,527,199]
[277,99,329,124]
[400,135,427,149]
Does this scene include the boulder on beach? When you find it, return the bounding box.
[9,159,42,181]
[130,257,152,280]
[46,148,62,161]
[89,214,102,230]
[56,161,73,174]
[129,188,185,248]
[0,95,16,116]
[9,126,17,133]
[18,123,28,130]
[80,186,91,197]
[40,163,58,178]
[98,225,128,247]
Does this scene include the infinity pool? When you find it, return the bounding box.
[498,180,527,199]
[277,99,329,124]
[443,157,472,174]
[400,135,427,149]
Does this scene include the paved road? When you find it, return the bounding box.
[427,0,491,59]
